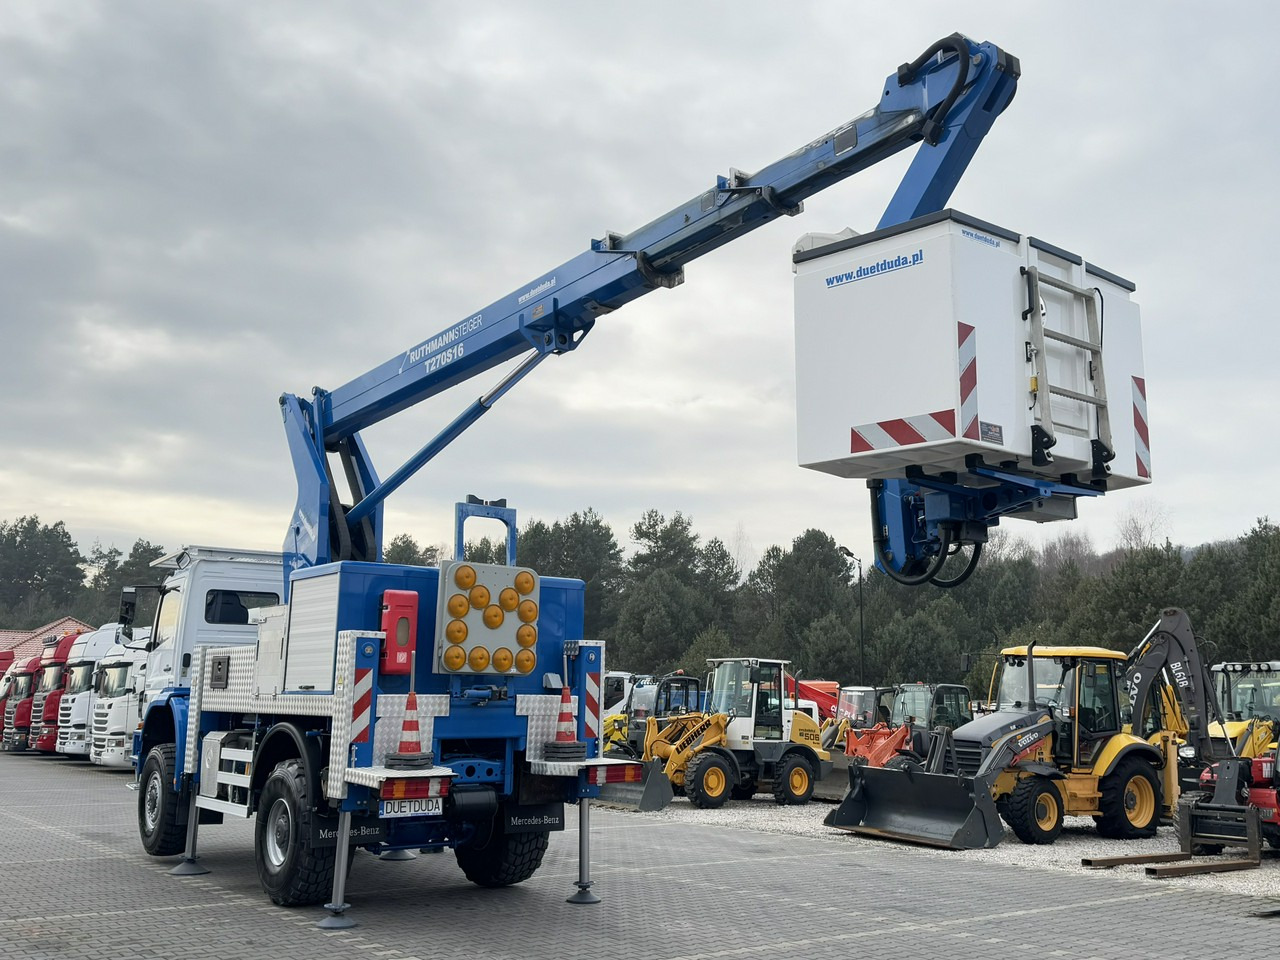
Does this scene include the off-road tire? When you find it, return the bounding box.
[731,779,757,800]
[1095,757,1161,839]
[255,758,335,906]
[1002,775,1063,845]
[138,744,186,856]
[455,818,549,887]
[772,754,815,806]
[686,753,733,809]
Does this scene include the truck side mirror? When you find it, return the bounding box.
[959,652,972,673]
[117,587,138,641]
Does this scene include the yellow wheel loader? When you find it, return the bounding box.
[826,609,1224,849]
[596,672,700,812]
[602,671,701,759]
[642,658,833,809]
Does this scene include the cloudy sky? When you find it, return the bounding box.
[2,2,1276,575]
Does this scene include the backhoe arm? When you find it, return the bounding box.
[1122,608,1225,763]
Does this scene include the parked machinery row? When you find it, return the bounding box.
[0,625,148,765]
[825,608,1280,857]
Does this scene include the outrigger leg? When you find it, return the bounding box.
[170,788,210,876]
[566,799,599,904]
[318,810,357,929]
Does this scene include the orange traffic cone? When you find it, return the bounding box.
[387,691,433,769]
[543,686,587,761]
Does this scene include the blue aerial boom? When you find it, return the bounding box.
[280,34,1022,593]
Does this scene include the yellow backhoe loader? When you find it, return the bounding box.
[827,608,1225,849]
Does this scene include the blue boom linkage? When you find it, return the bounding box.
[279,34,1023,595]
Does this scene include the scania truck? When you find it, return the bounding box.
[89,634,150,768]
[0,654,18,740]
[2,654,45,751]
[30,633,84,753]
[56,625,131,757]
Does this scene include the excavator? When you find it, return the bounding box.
[826,608,1228,849]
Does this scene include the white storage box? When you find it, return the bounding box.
[792,210,1149,494]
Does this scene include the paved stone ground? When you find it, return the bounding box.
[2,751,1277,960]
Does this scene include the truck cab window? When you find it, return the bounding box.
[152,591,182,652]
[204,590,279,625]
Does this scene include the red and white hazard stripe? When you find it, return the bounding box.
[351,667,372,745]
[584,668,600,741]
[1132,376,1150,478]
[851,409,955,453]
[958,322,979,439]
[849,324,977,454]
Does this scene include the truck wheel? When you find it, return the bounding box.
[1002,776,1063,844]
[138,744,186,856]
[455,817,549,887]
[255,758,335,906]
[772,754,815,805]
[1095,757,1161,839]
[686,753,733,809]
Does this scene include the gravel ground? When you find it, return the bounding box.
[599,793,1280,900]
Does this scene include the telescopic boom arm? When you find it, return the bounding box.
[278,34,1021,594]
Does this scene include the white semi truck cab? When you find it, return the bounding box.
[89,636,150,768]
[57,625,128,757]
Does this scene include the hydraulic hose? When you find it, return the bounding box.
[869,483,953,586]
[898,33,971,146]
[930,541,984,589]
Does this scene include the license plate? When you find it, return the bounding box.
[378,797,443,818]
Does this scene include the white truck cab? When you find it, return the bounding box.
[139,546,283,703]
[89,637,150,768]
[56,624,127,756]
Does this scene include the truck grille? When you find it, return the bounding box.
[3,702,13,732]
[31,692,46,726]
[91,702,110,758]
[59,700,73,726]
[942,740,984,777]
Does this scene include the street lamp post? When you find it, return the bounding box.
[838,546,865,686]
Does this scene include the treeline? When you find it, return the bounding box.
[4,512,1279,691]
[389,510,1280,688]
[0,517,166,629]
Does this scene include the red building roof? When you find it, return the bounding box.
[0,617,96,660]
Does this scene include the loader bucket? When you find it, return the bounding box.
[595,759,675,813]
[823,763,1004,850]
